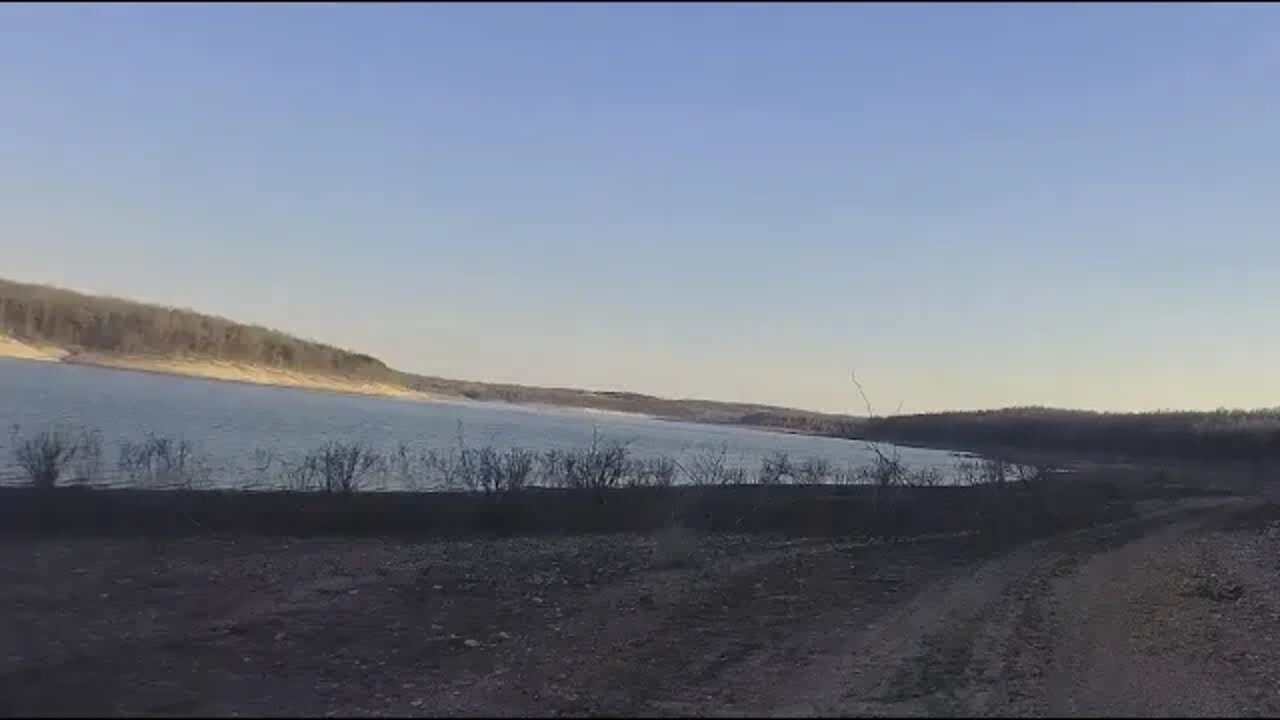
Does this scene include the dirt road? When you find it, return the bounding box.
[743,496,1280,718]
[4,495,1279,717]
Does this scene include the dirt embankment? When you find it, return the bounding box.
[3,483,1278,717]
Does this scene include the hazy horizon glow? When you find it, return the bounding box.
[4,4,1279,414]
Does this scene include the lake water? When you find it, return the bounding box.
[0,357,966,489]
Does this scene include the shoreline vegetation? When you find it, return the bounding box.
[5,275,1280,464]
[3,424,958,493]
[4,423,1200,545]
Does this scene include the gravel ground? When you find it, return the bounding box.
[3,494,1279,717]
[0,530,974,717]
[745,496,1280,718]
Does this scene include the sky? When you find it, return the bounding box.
[3,3,1279,415]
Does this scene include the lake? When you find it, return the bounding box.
[0,357,966,489]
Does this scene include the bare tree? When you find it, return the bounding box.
[850,371,915,543]
[850,371,906,492]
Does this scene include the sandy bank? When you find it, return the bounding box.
[575,405,656,420]
[0,335,436,402]
[70,354,437,401]
[0,334,69,362]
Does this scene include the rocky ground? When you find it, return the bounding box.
[3,492,1279,717]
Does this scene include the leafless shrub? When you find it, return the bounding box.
[833,464,863,485]
[427,441,535,497]
[407,425,449,491]
[282,441,380,494]
[905,466,945,488]
[1010,461,1051,489]
[951,457,1049,491]
[320,441,381,494]
[281,454,319,492]
[248,447,278,490]
[69,428,103,485]
[757,451,794,486]
[11,426,79,489]
[389,441,431,491]
[678,445,740,486]
[959,458,1050,490]
[538,449,569,487]
[797,457,833,485]
[541,444,625,490]
[489,447,537,495]
[418,447,452,489]
[858,448,907,489]
[424,424,535,496]
[980,457,1010,486]
[118,434,209,489]
[628,456,678,487]
[953,458,984,486]
[454,445,496,492]
[540,429,630,492]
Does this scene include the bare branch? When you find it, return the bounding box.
[850,370,876,419]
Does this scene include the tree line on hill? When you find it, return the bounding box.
[0,277,390,379]
[857,406,1280,462]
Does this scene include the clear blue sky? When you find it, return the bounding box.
[3,3,1278,414]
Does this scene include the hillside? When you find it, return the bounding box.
[0,277,393,379]
[0,276,853,434]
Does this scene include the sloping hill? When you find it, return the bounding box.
[0,276,855,433]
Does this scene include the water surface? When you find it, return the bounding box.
[0,357,965,488]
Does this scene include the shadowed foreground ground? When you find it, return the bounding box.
[2,469,1277,717]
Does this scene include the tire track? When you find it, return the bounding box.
[748,496,1244,717]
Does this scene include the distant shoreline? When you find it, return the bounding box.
[0,338,699,424]
[0,337,439,404]
[8,274,1280,467]
[0,340,848,442]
